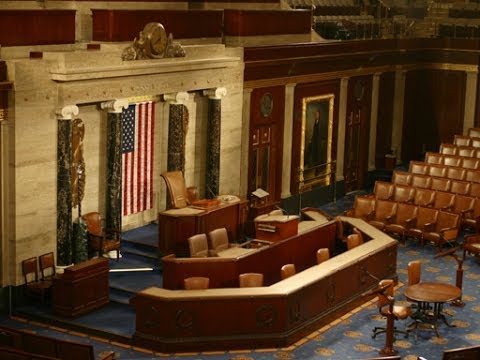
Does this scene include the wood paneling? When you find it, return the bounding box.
[403,70,465,163]
[0,10,75,46]
[92,9,223,41]
[223,9,311,36]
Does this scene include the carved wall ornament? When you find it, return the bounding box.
[122,23,186,61]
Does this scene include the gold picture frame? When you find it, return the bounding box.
[300,94,334,189]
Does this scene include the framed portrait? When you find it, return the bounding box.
[300,94,334,188]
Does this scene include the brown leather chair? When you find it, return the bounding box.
[430,177,451,192]
[393,184,415,203]
[450,179,471,195]
[447,167,466,181]
[345,196,375,220]
[433,191,456,211]
[372,279,412,340]
[161,170,189,209]
[453,134,472,147]
[81,212,121,261]
[184,276,210,290]
[442,344,480,360]
[373,181,394,200]
[471,137,480,148]
[369,199,397,231]
[347,234,363,250]
[452,194,476,229]
[392,170,412,186]
[407,260,422,286]
[469,182,480,198]
[466,169,480,183]
[443,155,462,168]
[468,127,480,138]
[280,264,296,280]
[22,257,53,304]
[207,227,236,253]
[385,203,418,243]
[461,157,480,170]
[458,145,477,157]
[316,248,330,264]
[422,211,460,250]
[413,188,435,207]
[239,273,264,287]
[39,252,56,281]
[411,174,432,189]
[440,143,458,155]
[407,206,439,244]
[427,163,447,178]
[187,233,210,257]
[424,152,444,165]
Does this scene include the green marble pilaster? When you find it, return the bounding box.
[101,100,128,232]
[165,92,189,172]
[203,88,226,199]
[56,105,78,266]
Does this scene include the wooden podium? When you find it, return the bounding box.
[254,213,299,242]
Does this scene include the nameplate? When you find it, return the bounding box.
[258,224,277,233]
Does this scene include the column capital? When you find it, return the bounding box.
[163,92,189,104]
[56,105,79,120]
[101,99,129,113]
[203,87,227,100]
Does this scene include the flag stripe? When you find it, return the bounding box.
[122,102,155,216]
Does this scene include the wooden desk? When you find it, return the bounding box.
[52,257,109,318]
[131,217,398,352]
[158,199,248,256]
[404,282,461,337]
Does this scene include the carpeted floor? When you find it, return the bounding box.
[2,192,480,359]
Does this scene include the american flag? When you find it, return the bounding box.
[122,102,155,216]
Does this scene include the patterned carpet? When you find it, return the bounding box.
[2,192,480,359]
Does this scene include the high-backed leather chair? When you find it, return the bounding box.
[433,191,456,211]
[407,206,439,244]
[392,170,412,186]
[345,196,375,220]
[450,180,471,195]
[430,177,451,192]
[81,212,121,261]
[208,227,236,253]
[427,163,447,178]
[372,279,411,340]
[422,211,460,250]
[347,234,363,250]
[425,152,444,165]
[373,181,394,200]
[454,134,472,147]
[239,273,264,287]
[369,200,397,231]
[411,174,432,189]
[280,264,296,280]
[161,171,189,209]
[187,233,210,257]
[385,203,418,243]
[443,155,462,168]
[184,276,210,290]
[393,184,415,203]
[316,248,330,264]
[440,143,458,155]
[413,188,435,207]
[447,167,466,181]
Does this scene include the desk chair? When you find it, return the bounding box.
[184,277,210,290]
[208,227,237,253]
[372,279,411,340]
[280,264,296,280]
[187,233,210,257]
[22,257,53,304]
[408,260,421,286]
[239,273,264,287]
[347,234,363,250]
[81,212,121,261]
[39,252,56,281]
[316,248,330,264]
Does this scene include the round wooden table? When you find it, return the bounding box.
[404,282,461,337]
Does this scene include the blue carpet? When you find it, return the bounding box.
[3,193,480,359]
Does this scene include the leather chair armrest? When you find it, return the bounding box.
[405,217,416,228]
[463,234,480,244]
[461,208,474,217]
[424,222,436,231]
[208,250,219,257]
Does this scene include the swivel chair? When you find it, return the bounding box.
[280,264,296,280]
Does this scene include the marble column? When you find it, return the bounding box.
[163,92,189,172]
[392,70,406,164]
[56,105,79,266]
[203,87,227,198]
[336,78,349,182]
[463,70,478,134]
[0,98,10,285]
[368,73,381,171]
[101,99,128,232]
[282,83,296,199]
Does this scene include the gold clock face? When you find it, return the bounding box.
[144,23,167,56]
[260,93,273,117]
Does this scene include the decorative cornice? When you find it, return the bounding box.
[203,87,227,100]
[101,99,129,113]
[56,105,79,120]
[163,92,189,104]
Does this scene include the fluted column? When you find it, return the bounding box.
[392,70,406,164]
[203,87,227,198]
[101,99,128,232]
[163,92,189,172]
[282,83,296,199]
[368,73,381,171]
[336,78,349,182]
[463,70,478,134]
[56,105,79,266]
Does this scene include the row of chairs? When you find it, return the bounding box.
[392,170,480,196]
[425,151,480,169]
[187,227,235,257]
[371,180,479,230]
[182,247,332,289]
[348,196,461,249]
[409,160,480,182]
[22,252,56,304]
[440,142,480,157]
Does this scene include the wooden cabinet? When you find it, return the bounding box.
[158,200,248,256]
[52,258,109,318]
